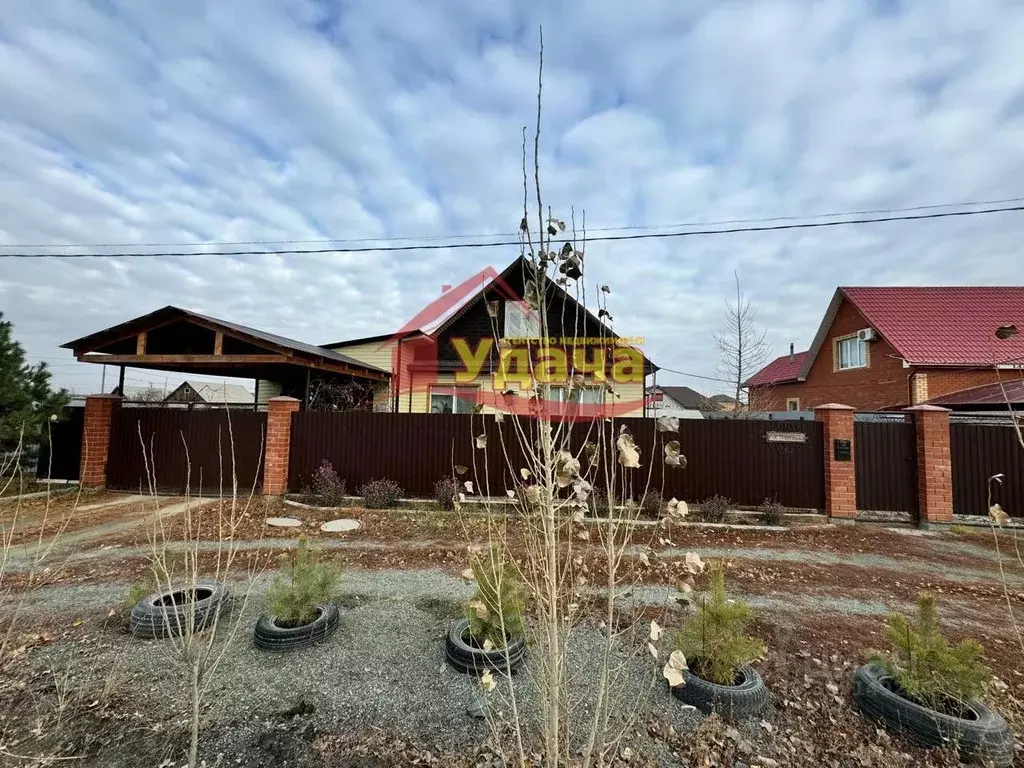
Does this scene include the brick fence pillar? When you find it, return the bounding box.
[263,396,301,495]
[80,394,122,488]
[905,405,953,528]
[814,403,857,523]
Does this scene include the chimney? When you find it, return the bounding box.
[441,284,453,294]
[789,343,794,362]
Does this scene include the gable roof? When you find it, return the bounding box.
[172,381,254,403]
[62,306,388,375]
[795,287,1024,381]
[745,351,808,387]
[652,385,714,410]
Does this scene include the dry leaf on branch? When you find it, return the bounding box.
[990,503,1010,527]
[475,434,487,449]
[454,465,468,475]
[664,441,686,468]
[656,415,679,433]
[647,642,659,659]
[649,620,663,642]
[480,669,496,692]
[464,481,474,494]
[617,430,641,469]
[684,552,706,574]
[662,650,687,688]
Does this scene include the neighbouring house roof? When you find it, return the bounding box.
[744,351,809,387]
[709,394,741,405]
[173,381,254,403]
[798,287,1024,379]
[112,384,170,401]
[926,379,1024,407]
[651,385,714,410]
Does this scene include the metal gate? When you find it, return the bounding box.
[106,407,267,494]
[950,422,1024,517]
[854,418,918,515]
[36,406,85,481]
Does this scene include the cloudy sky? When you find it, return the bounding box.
[2,0,1024,397]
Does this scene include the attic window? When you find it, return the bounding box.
[504,301,541,339]
[835,336,867,370]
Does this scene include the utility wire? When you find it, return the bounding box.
[3,204,1023,259]
[6,196,1024,249]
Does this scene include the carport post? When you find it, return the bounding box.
[80,394,122,489]
[814,403,856,523]
[263,396,301,495]
[904,405,953,528]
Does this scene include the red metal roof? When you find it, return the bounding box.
[842,287,1024,366]
[927,379,1024,406]
[744,351,807,386]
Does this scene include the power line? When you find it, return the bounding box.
[5,195,1023,250]
[654,366,734,385]
[3,204,1023,259]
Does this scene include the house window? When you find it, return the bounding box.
[552,386,604,406]
[429,386,479,414]
[835,336,867,370]
[786,398,800,412]
[504,301,542,339]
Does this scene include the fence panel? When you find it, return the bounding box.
[107,408,267,494]
[288,413,826,509]
[35,406,85,481]
[951,423,1024,517]
[854,419,918,514]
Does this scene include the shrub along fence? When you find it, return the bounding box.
[287,411,826,509]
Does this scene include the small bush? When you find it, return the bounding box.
[359,478,403,509]
[757,499,786,526]
[434,477,458,511]
[466,547,525,648]
[696,495,730,523]
[266,538,341,627]
[675,561,765,685]
[639,490,663,519]
[872,592,990,711]
[308,459,346,507]
[123,555,179,613]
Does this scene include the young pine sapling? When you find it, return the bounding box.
[266,538,341,627]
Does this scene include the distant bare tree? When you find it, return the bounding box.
[714,272,770,412]
[306,376,373,412]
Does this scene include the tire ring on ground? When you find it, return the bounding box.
[254,604,340,652]
[129,581,230,639]
[853,663,1014,767]
[444,618,526,675]
[670,662,770,720]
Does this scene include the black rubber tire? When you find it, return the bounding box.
[129,581,230,639]
[254,604,340,652]
[670,663,770,720]
[444,618,526,675]
[853,663,1014,767]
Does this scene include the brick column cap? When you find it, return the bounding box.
[903,404,950,413]
[813,403,855,411]
[84,393,123,401]
[268,396,300,408]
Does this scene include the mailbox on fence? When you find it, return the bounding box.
[834,438,852,461]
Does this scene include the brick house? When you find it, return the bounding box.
[746,287,1024,411]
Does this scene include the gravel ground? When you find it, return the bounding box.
[16,568,706,766]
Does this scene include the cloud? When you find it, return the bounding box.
[2,0,1024,397]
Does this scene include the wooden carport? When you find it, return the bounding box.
[61,305,389,408]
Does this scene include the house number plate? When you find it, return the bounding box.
[766,431,807,444]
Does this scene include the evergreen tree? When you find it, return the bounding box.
[0,312,69,453]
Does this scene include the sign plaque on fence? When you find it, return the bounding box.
[766,431,807,444]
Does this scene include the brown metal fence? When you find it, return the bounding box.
[36,406,85,481]
[107,408,267,494]
[288,413,826,509]
[950,423,1024,517]
[854,418,918,514]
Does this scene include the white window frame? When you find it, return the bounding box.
[504,301,542,339]
[786,398,800,412]
[835,336,867,370]
[429,385,479,414]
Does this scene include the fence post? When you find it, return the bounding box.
[79,394,122,489]
[904,405,953,528]
[814,403,856,523]
[263,396,300,495]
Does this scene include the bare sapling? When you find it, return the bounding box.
[453,30,700,767]
[138,412,267,768]
[714,271,770,413]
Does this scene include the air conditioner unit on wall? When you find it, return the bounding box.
[857,328,878,342]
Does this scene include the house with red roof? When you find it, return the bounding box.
[745,287,1024,412]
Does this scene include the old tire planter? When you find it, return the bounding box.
[130,581,230,639]
[445,618,526,675]
[671,663,770,720]
[254,604,340,652]
[853,663,1014,767]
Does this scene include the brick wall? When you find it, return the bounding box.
[80,395,121,488]
[917,368,1011,401]
[815,404,856,520]
[750,298,910,411]
[908,405,953,524]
